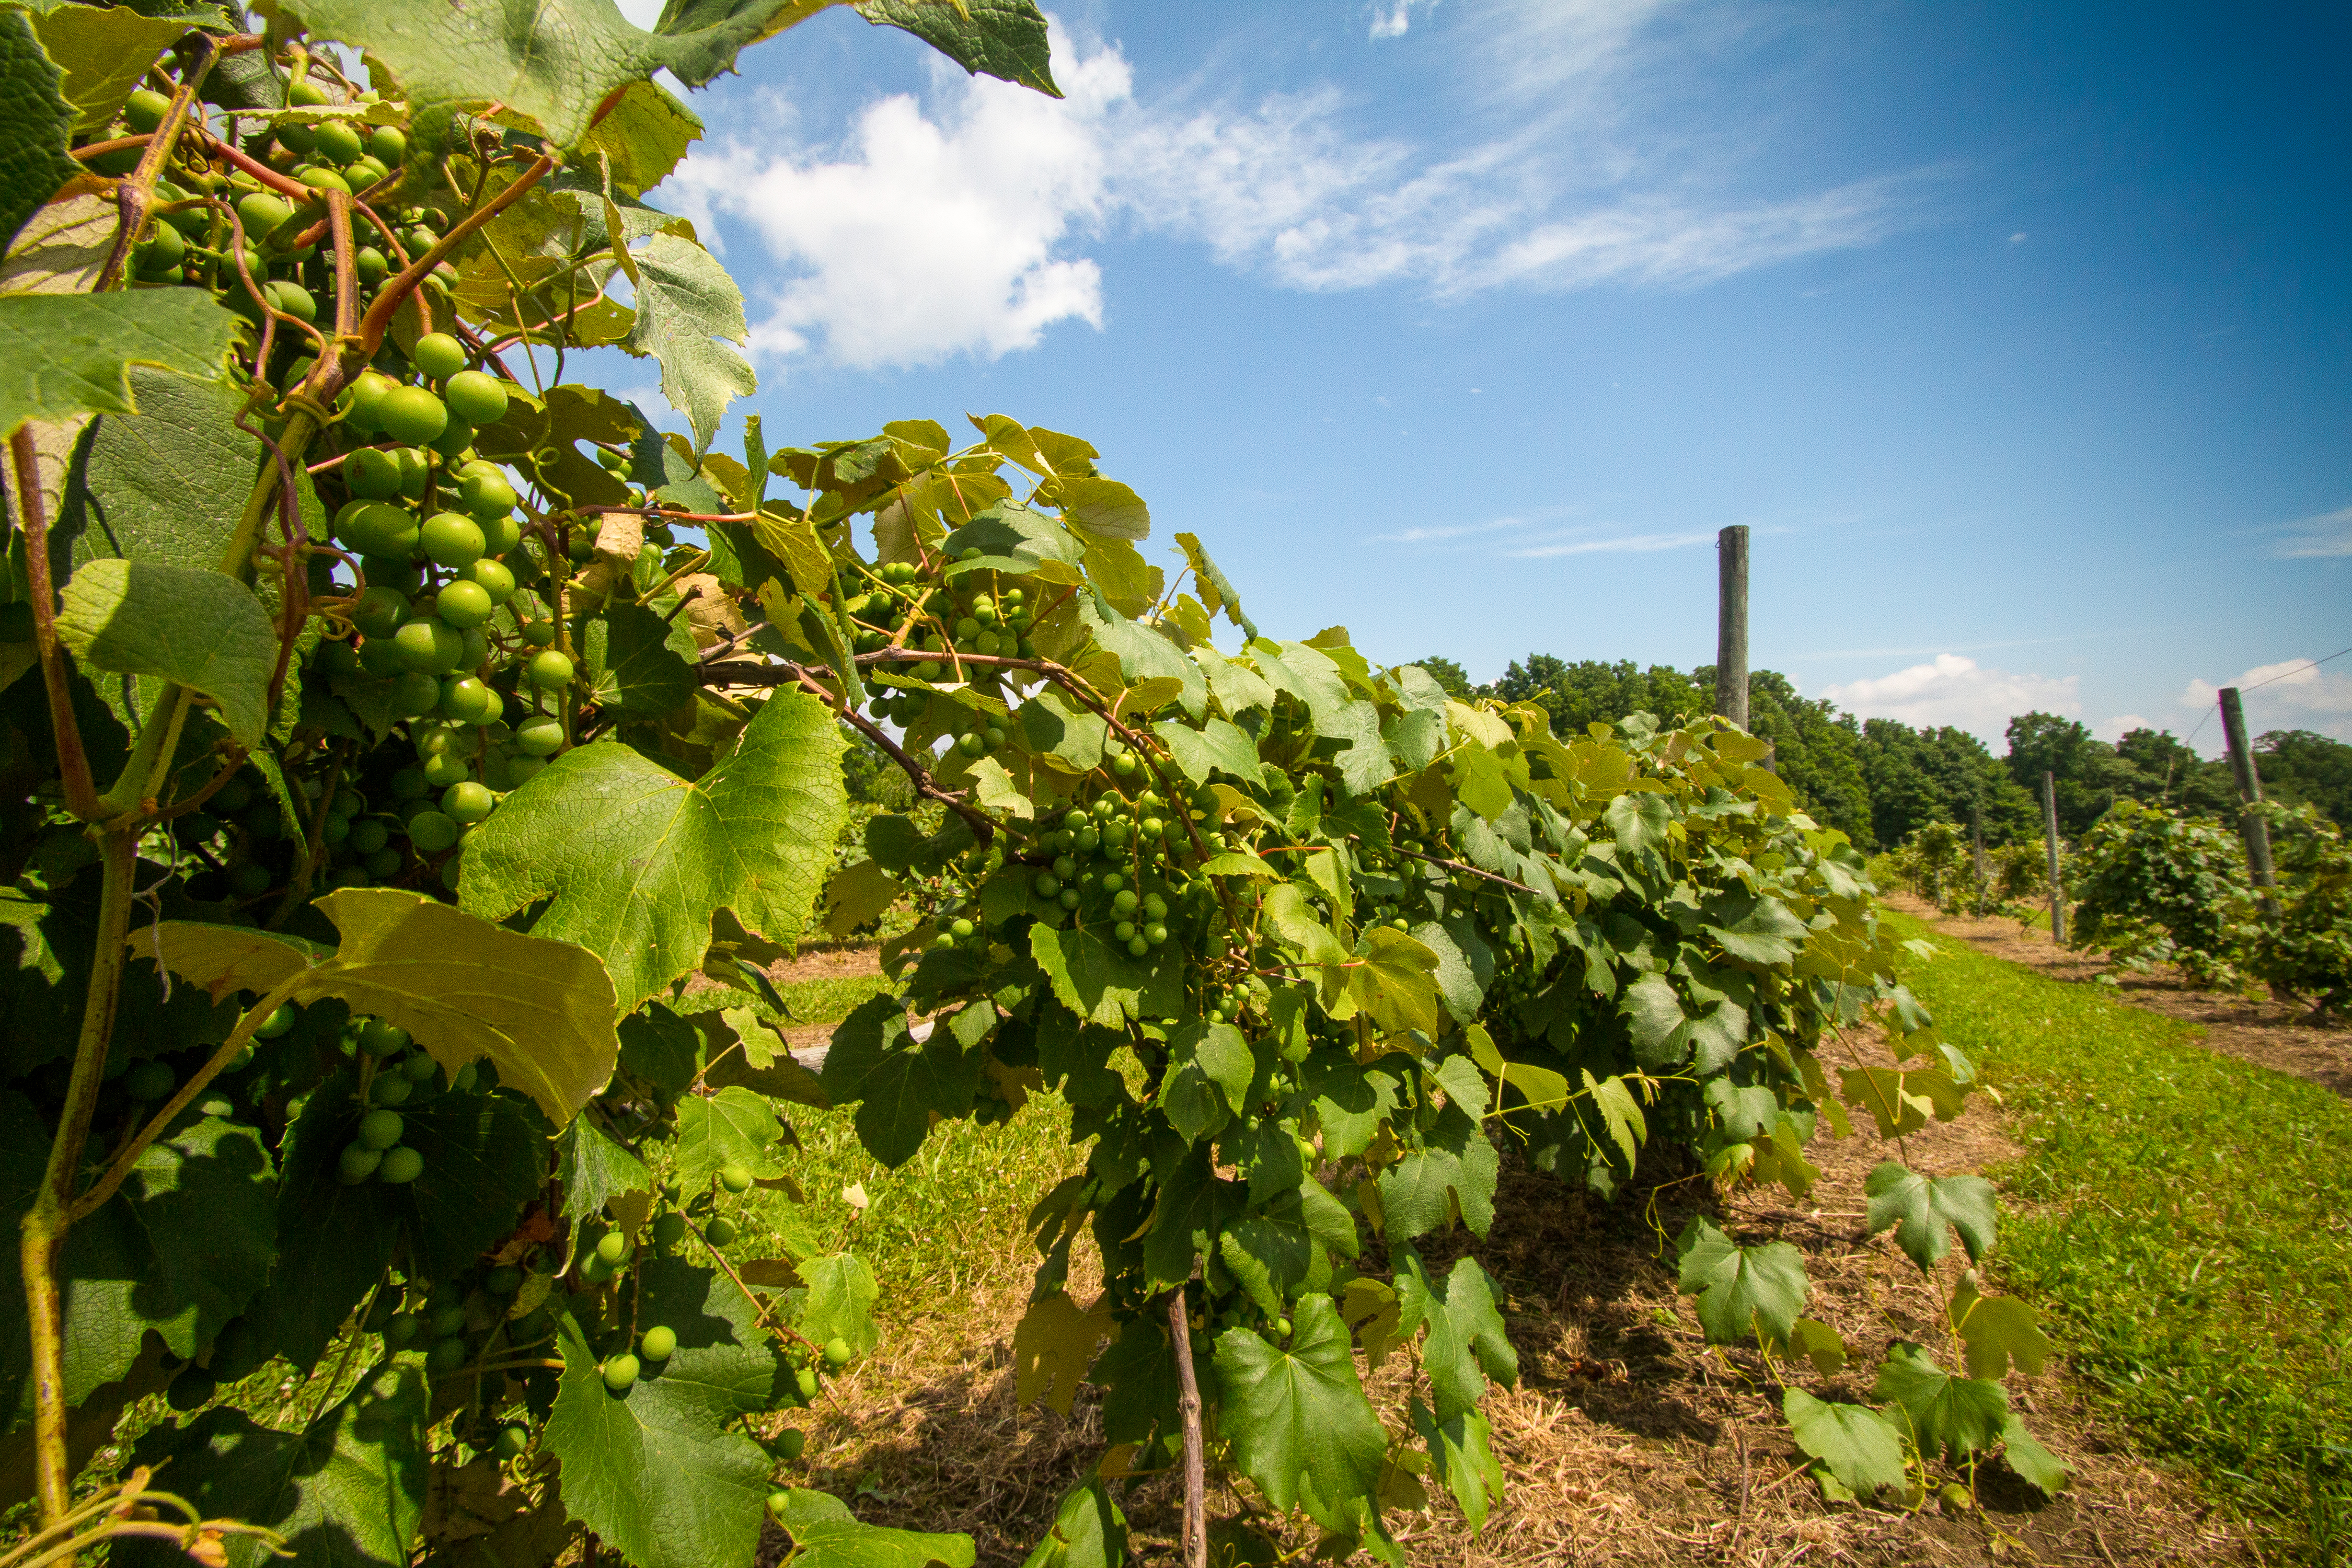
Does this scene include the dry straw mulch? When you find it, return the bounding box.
[744,953,2253,1565]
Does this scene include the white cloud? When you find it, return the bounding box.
[2273,505,2352,558]
[1369,1,1440,39]
[2180,658,2352,743]
[671,7,1939,371]
[1819,654,2079,740]
[1508,530,1714,558]
[2095,713,2150,741]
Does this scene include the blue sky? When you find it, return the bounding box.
[612,0,2350,751]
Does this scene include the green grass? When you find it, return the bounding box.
[776,974,896,1028]
[1885,909,2352,1561]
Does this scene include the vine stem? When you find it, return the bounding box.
[71,967,312,1223]
[16,829,136,1528]
[8,429,100,821]
[1168,1289,1207,1568]
[93,36,217,294]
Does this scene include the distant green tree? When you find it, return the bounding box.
[2115,727,2237,817]
[1490,656,1706,736]
[1415,655,1473,699]
[2255,730,2352,826]
[1860,719,2037,849]
[1693,666,1874,846]
[2005,712,2152,837]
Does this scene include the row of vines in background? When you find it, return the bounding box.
[0,3,2071,1567]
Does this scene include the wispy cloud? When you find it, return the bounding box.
[1367,516,1529,545]
[1508,531,1715,558]
[2274,504,2352,559]
[670,6,1945,371]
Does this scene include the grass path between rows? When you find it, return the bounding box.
[1884,908,2352,1563]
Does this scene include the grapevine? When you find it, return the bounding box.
[0,4,2068,1566]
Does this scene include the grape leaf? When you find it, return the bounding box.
[557,1114,654,1221]
[1395,1252,1517,1424]
[1140,1144,1241,1291]
[51,370,263,587]
[26,4,194,134]
[793,1252,881,1356]
[773,1489,976,1568]
[583,601,698,716]
[131,888,622,1127]
[1212,1296,1386,1533]
[54,560,276,748]
[1700,889,1809,965]
[462,687,847,1014]
[1150,715,1263,789]
[1674,1216,1808,1348]
[819,994,982,1168]
[119,1366,428,1568]
[855,0,1056,95]
[1012,1290,1114,1416]
[0,1094,276,1424]
[1411,1399,1503,1533]
[624,232,756,452]
[543,1255,792,1568]
[1863,1161,1997,1272]
[0,11,77,254]
[0,289,237,439]
[1789,1317,1848,1377]
[1374,1102,1497,1244]
[1871,1341,2009,1461]
[1782,1388,1905,1498]
[1999,1412,2069,1495]
[1029,923,1180,1029]
[1156,1019,1251,1142]
[1018,1478,1125,1568]
[674,1085,787,1187]
[1949,1274,2051,1381]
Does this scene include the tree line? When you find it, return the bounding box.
[1416,654,2352,849]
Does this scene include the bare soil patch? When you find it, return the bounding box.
[755,1085,2247,1566]
[1889,894,2352,1097]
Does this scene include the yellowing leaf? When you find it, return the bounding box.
[1012,1290,1113,1415]
[130,889,620,1125]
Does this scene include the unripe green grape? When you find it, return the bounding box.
[265,280,317,322]
[393,617,465,674]
[434,579,493,629]
[338,1143,383,1183]
[408,810,458,854]
[1033,873,1059,898]
[376,386,448,445]
[428,1303,469,1339]
[236,191,292,235]
[400,1050,439,1083]
[442,781,494,823]
[601,1353,639,1392]
[313,121,364,166]
[493,1425,528,1460]
[344,444,401,497]
[425,1335,467,1373]
[794,1365,818,1401]
[372,1073,412,1106]
[637,1324,674,1359]
[526,650,574,690]
[955,732,984,757]
[454,1063,478,1092]
[133,222,186,273]
[362,847,402,880]
[767,1490,792,1519]
[419,511,485,569]
[288,77,330,108]
[595,1230,630,1265]
[123,1058,174,1101]
[412,332,467,382]
[774,1427,806,1461]
[358,1108,404,1150]
[705,1216,737,1247]
[368,125,407,166]
[652,1210,687,1247]
[1143,893,1168,919]
[438,855,463,893]
[1114,920,1136,943]
[255,1002,298,1039]
[1057,888,1080,910]
[457,558,515,605]
[354,245,388,285]
[427,420,474,459]
[384,1313,420,1347]
[420,738,468,777]
[124,87,171,134]
[719,1163,753,1194]
[478,511,522,556]
[386,671,437,718]
[358,1018,409,1057]
[394,446,432,499]
[226,862,272,900]
[379,1145,424,1183]
[514,716,564,756]
[1146,923,1168,946]
[444,370,508,427]
[459,465,517,518]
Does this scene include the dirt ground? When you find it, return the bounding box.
[746,941,2253,1566]
[1887,894,2352,1097]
